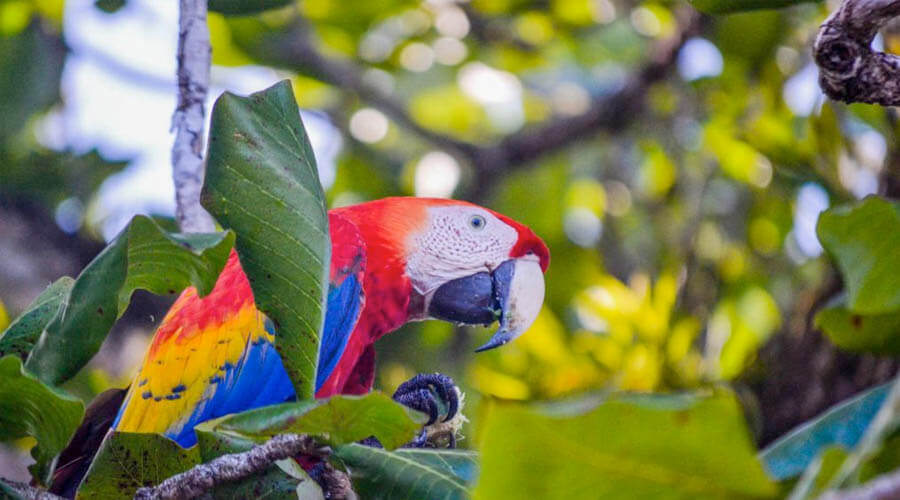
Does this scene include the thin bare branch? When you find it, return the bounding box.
[820,466,900,500]
[814,0,900,106]
[171,0,216,233]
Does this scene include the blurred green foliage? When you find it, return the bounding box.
[4,0,900,498]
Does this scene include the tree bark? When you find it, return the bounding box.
[171,0,216,233]
[814,0,900,106]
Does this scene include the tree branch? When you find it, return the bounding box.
[814,0,900,106]
[468,8,699,200]
[264,20,478,161]
[134,434,351,500]
[819,467,900,500]
[171,0,216,233]
[261,9,699,200]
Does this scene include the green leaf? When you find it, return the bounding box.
[76,432,200,500]
[334,444,477,500]
[0,356,84,485]
[689,0,818,14]
[23,215,234,386]
[198,393,422,450]
[0,278,72,360]
[208,0,291,15]
[817,196,900,315]
[203,79,329,400]
[760,383,889,480]
[474,392,778,500]
[816,297,900,354]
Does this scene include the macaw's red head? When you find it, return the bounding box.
[338,197,550,352]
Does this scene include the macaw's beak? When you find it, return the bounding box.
[427,258,546,352]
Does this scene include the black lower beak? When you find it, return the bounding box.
[427,260,518,351]
[427,271,500,326]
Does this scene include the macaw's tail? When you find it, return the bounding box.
[49,388,128,499]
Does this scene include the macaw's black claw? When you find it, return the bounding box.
[408,429,429,448]
[358,436,383,448]
[392,373,459,426]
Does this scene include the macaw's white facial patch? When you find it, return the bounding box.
[406,205,519,295]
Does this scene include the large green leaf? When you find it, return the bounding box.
[334,444,477,500]
[0,356,84,485]
[198,393,422,450]
[75,432,200,500]
[203,80,329,400]
[815,297,900,354]
[689,0,818,14]
[0,277,72,360]
[817,196,900,315]
[22,215,234,385]
[761,383,890,480]
[474,392,778,500]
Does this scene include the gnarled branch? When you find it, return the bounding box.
[814,0,900,106]
[134,434,353,500]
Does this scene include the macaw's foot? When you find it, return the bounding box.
[392,373,463,448]
[307,461,354,499]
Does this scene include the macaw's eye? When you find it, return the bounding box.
[469,215,486,230]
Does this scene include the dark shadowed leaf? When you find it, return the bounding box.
[0,149,128,207]
[23,215,234,385]
[0,22,65,141]
[203,80,329,400]
[209,0,291,15]
[817,197,900,315]
[816,297,900,354]
[334,444,477,500]
[474,392,777,500]
[760,383,889,480]
[0,278,72,360]
[75,432,199,500]
[689,0,818,14]
[199,393,422,450]
[0,356,84,485]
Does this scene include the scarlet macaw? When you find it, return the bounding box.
[111,197,549,447]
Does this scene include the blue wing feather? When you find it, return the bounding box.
[167,324,295,446]
[316,274,364,392]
